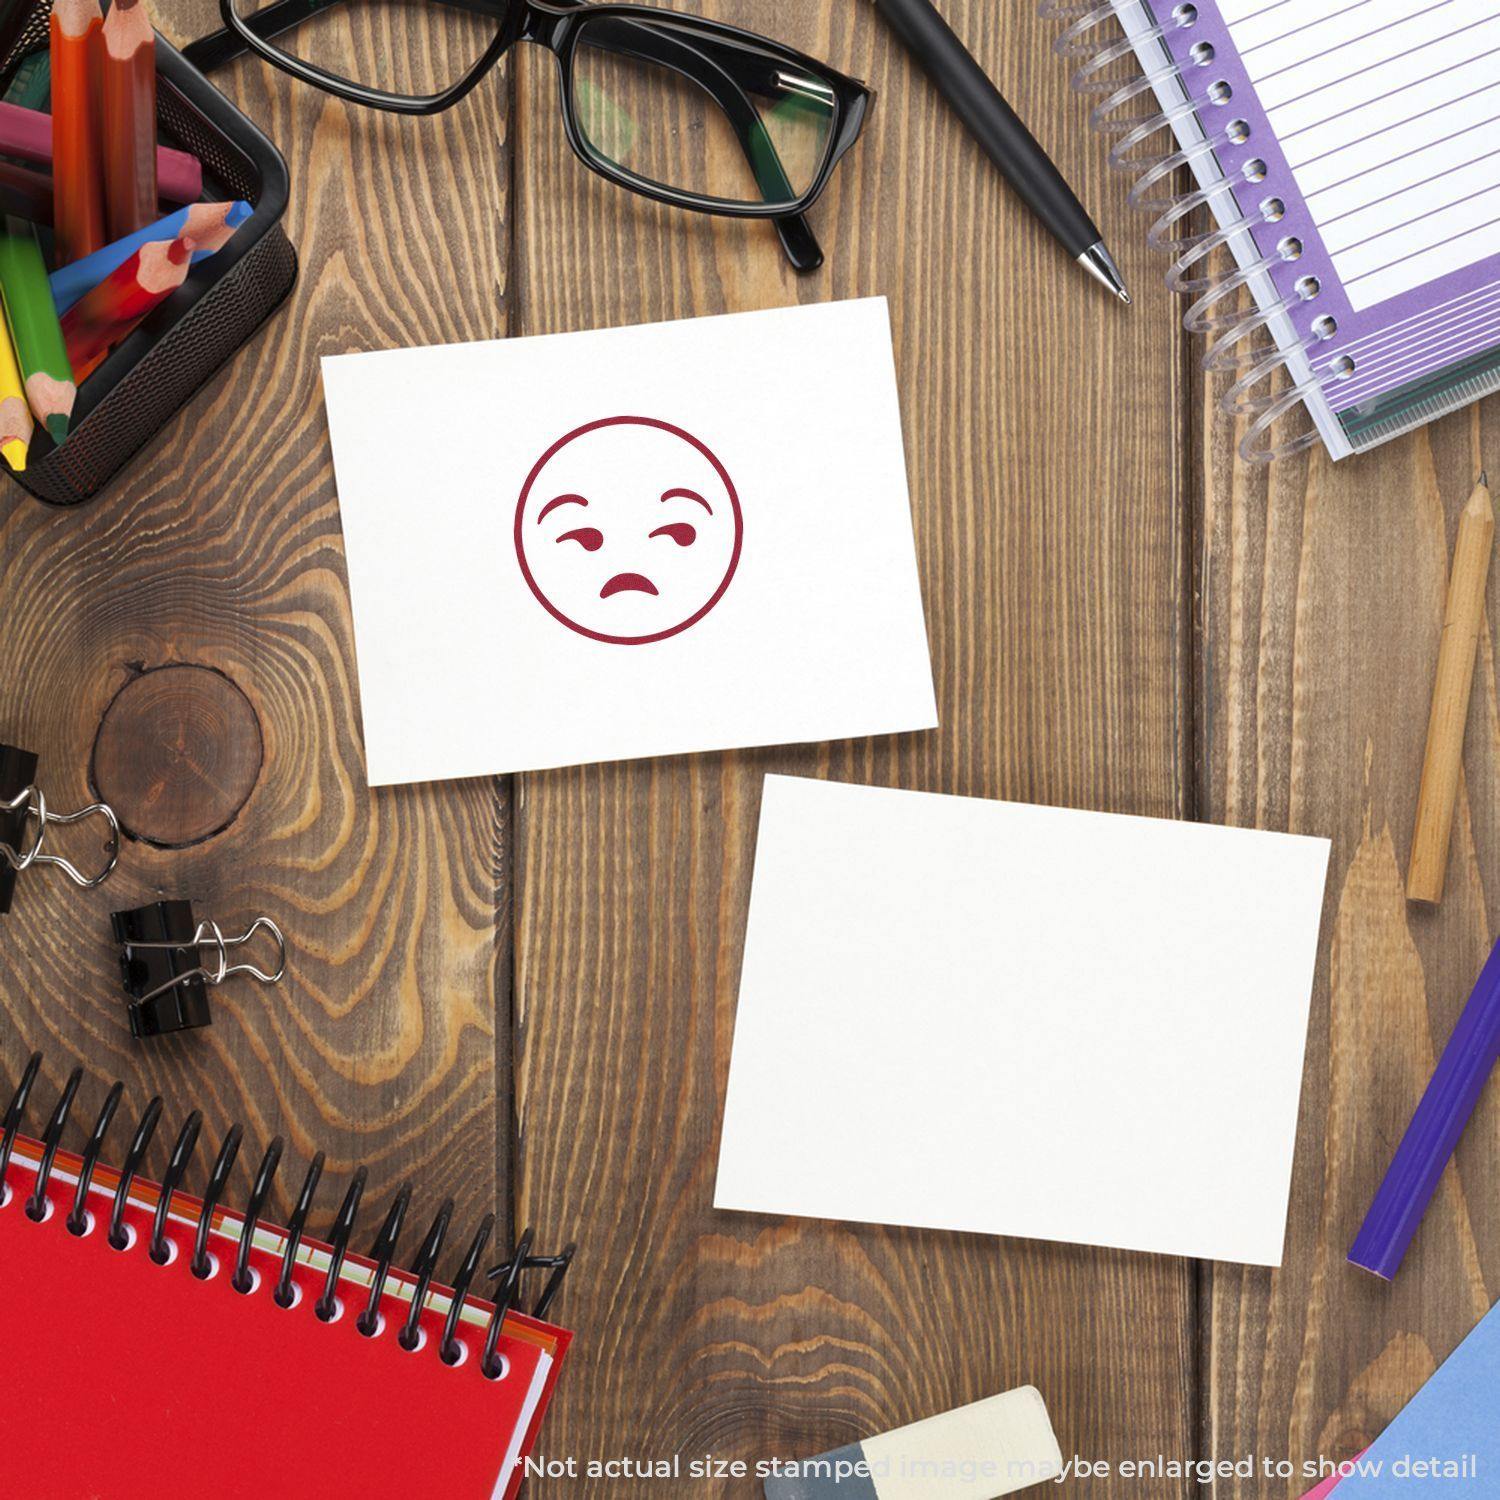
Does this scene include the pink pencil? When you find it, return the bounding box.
[1297,1452,1368,1498]
[0,100,201,205]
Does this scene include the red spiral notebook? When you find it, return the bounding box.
[0,1114,571,1499]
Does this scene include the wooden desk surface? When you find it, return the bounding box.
[1,2,1496,1494]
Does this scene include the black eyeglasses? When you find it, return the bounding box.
[182,1,873,271]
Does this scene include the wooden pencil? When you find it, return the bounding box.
[0,158,58,225]
[61,233,192,380]
[0,218,74,443]
[101,0,157,240]
[1407,472,1495,904]
[0,101,201,204]
[0,311,33,470]
[2,49,51,110]
[0,158,202,232]
[51,0,107,263]
[51,200,249,314]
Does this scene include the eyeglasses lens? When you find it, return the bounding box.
[570,15,838,209]
[227,0,502,97]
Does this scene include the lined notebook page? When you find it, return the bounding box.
[1222,0,1500,310]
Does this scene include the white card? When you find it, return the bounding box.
[715,776,1332,1266]
[321,299,937,784]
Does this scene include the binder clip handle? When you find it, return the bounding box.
[210,915,288,988]
[127,916,288,1004]
[0,784,121,890]
[113,901,287,1039]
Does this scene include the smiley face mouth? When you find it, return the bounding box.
[600,572,659,599]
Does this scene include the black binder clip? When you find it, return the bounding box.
[1,742,120,916]
[112,899,287,1038]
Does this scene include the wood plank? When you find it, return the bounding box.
[0,7,512,1254]
[510,3,1197,1490]
[1200,361,1500,1483]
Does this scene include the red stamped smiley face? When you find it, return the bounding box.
[514,417,744,645]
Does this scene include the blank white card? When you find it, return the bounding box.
[715,776,1332,1266]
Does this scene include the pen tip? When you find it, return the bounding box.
[1078,242,1130,303]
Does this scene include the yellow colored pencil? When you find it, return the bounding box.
[0,311,32,470]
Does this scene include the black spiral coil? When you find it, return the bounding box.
[1,1054,575,1378]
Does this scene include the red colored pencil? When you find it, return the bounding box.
[61,234,192,380]
[50,0,106,263]
[101,0,157,240]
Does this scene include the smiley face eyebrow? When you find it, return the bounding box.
[538,493,589,523]
[661,487,711,514]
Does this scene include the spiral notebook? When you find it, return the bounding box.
[1052,0,1500,461]
[0,1058,573,1500]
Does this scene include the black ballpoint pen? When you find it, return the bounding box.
[871,0,1131,303]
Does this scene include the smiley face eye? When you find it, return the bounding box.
[557,527,604,552]
[648,522,697,547]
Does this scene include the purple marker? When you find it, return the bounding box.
[1349,935,1500,1279]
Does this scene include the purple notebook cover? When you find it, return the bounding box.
[1141,0,1500,422]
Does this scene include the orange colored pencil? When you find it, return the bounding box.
[101,0,157,240]
[50,0,106,264]
[61,234,192,381]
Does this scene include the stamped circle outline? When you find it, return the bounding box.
[513,415,744,646]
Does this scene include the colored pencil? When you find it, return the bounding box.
[0,158,57,224]
[50,0,106,264]
[0,158,201,233]
[0,101,200,204]
[0,218,74,442]
[61,233,192,379]
[1407,473,1495,904]
[1349,935,1500,1279]
[101,0,157,240]
[3,50,50,109]
[51,200,250,314]
[0,313,32,470]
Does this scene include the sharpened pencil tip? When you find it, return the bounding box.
[44,415,68,446]
[3,439,26,471]
[1480,470,1488,488]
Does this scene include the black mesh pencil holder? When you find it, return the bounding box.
[0,22,296,507]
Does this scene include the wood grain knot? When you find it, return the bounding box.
[92,665,264,848]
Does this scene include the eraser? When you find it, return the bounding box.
[764,1386,1062,1500]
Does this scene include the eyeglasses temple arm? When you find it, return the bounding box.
[181,2,824,271]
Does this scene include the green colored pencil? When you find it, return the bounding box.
[0,218,74,443]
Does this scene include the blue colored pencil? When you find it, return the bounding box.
[50,199,251,314]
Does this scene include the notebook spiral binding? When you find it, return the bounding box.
[0,1052,576,1376]
[1041,0,1334,463]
